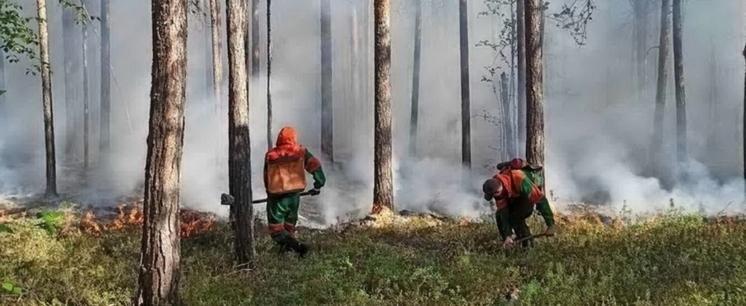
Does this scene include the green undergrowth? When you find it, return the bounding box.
[1,209,745,305]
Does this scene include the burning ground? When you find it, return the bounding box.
[1,200,746,305]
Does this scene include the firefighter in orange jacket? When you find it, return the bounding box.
[483,159,556,248]
[264,127,325,257]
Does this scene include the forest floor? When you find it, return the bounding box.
[1,200,746,305]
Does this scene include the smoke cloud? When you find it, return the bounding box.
[0,0,743,224]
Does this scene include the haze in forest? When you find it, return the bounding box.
[0,0,744,224]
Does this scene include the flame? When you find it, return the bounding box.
[79,203,216,238]
[180,210,216,238]
[80,211,103,235]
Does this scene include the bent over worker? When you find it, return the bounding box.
[264,127,326,257]
[483,159,556,248]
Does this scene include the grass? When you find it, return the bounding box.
[1,209,745,305]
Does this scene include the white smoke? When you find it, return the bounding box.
[0,0,744,223]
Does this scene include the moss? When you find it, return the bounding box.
[0,210,745,305]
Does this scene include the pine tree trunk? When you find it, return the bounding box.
[226,0,256,267]
[516,0,526,156]
[82,19,90,170]
[134,0,187,304]
[632,1,649,99]
[673,0,687,171]
[459,0,471,169]
[500,72,513,159]
[409,0,421,158]
[509,0,517,157]
[372,0,393,214]
[250,0,260,124]
[320,0,333,161]
[652,0,672,178]
[266,0,272,149]
[62,8,79,161]
[525,0,544,167]
[351,6,359,140]
[36,0,57,197]
[209,0,222,112]
[208,0,222,165]
[100,0,111,156]
[0,50,6,127]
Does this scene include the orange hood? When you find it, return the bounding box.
[276,127,299,147]
[266,127,304,162]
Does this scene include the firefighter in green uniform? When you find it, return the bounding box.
[264,126,326,257]
[484,158,556,248]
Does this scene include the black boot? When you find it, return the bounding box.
[283,236,310,258]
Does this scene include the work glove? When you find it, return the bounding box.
[502,235,515,250]
[309,188,321,196]
[313,181,324,190]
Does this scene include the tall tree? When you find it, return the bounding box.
[459,0,471,169]
[630,0,652,98]
[320,0,333,161]
[208,0,223,165]
[672,0,687,171]
[372,0,393,214]
[524,0,544,167]
[36,0,57,197]
[652,0,672,178]
[509,0,517,156]
[516,0,526,155]
[0,49,6,126]
[62,6,79,161]
[266,0,272,149]
[742,43,746,195]
[250,0,260,130]
[81,14,90,169]
[500,72,513,159]
[99,0,111,156]
[350,5,360,143]
[409,0,421,158]
[134,0,187,303]
[226,0,256,266]
[209,0,222,111]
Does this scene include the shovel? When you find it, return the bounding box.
[220,190,316,206]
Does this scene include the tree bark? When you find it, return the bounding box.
[409,0,421,158]
[209,0,222,114]
[372,0,393,214]
[320,0,333,161]
[516,0,526,156]
[509,0,517,157]
[459,0,471,169]
[632,1,650,99]
[36,0,57,197]
[525,0,544,168]
[62,7,79,161]
[134,0,187,304]
[500,72,513,159]
[100,0,111,156]
[207,0,222,165]
[652,0,672,178]
[250,0,260,135]
[81,17,90,170]
[350,6,359,145]
[672,0,687,171]
[266,0,272,149]
[0,50,6,128]
[226,0,256,267]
